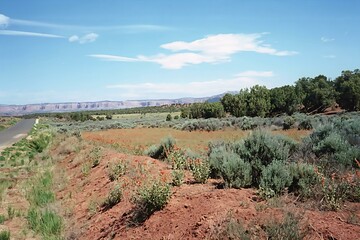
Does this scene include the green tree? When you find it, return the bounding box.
[189,102,225,119]
[180,107,190,118]
[295,75,336,113]
[220,93,236,114]
[335,69,360,111]
[166,113,172,121]
[247,85,271,117]
[270,85,299,115]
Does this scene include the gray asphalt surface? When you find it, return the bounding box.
[0,119,35,150]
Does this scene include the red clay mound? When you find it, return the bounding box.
[55,146,360,240]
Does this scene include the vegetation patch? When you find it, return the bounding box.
[131,179,172,223]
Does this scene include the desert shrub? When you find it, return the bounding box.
[346,180,360,202]
[264,212,306,240]
[108,160,127,181]
[181,118,225,131]
[233,116,258,130]
[271,117,284,128]
[189,158,210,183]
[167,147,187,170]
[0,230,10,240]
[166,114,172,121]
[208,131,297,190]
[339,118,360,146]
[90,147,102,168]
[57,136,80,155]
[308,123,360,168]
[332,146,360,168]
[29,133,52,153]
[298,118,313,130]
[144,136,175,160]
[309,124,334,146]
[132,179,171,222]
[238,131,296,186]
[102,184,122,209]
[239,131,296,164]
[172,170,185,186]
[27,208,62,237]
[210,150,252,188]
[321,178,350,211]
[90,147,102,167]
[313,132,348,156]
[208,144,228,178]
[283,116,295,130]
[259,161,292,198]
[289,163,320,199]
[208,212,250,240]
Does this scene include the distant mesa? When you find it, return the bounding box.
[0,92,233,116]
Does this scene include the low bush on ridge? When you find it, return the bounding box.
[131,179,171,223]
[144,136,175,160]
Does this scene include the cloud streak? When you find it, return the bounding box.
[69,33,98,44]
[91,34,297,69]
[106,71,273,98]
[321,37,335,42]
[0,14,9,28]
[7,15,170,32]
[323,55,336,59]
[0,30,64,38]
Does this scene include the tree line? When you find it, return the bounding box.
[182,69,360,119]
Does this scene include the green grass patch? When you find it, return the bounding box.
[27,171,55,207]
[27,208,62,238]
[0,230,10,240]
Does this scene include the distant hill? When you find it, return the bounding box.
[0,92,235,116]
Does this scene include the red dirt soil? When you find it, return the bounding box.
[54,144,360,240]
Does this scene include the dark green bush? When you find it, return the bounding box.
[29,133,52,153]
[283,116,295,130]
[0,230,10,240]
[166,114,172,121]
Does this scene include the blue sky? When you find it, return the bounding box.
[0,0,359,105]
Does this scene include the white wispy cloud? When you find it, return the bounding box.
[0,30,64,38]
[161,34,297,56]
[91,34,297,69]
[105,71,273,98]
[90,52,222,69]
[11,19,171,32]
[0,14,9,28]
[323,55,336,59]
[236,70,274,77]
[2,13,170,32]
[321,37,335,42]
[69,33,98,44]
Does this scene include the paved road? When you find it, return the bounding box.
[0,119,36,150]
